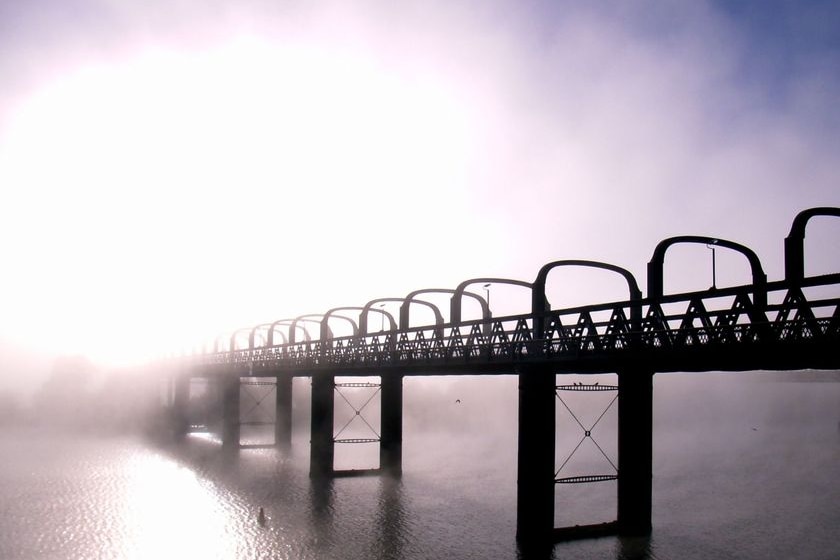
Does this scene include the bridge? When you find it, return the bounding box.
[164,206,840,545]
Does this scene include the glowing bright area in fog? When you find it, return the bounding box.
[1,1,838,383]
[119,453,238,559]
[0,38,478,364]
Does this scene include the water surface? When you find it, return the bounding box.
[1,372,838,559]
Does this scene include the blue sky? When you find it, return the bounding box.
[0,0,838,392]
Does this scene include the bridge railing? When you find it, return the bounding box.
[193,273,840,372]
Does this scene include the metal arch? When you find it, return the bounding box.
[785,207,840,283]
[533,260,641,311]
[358,298,399,335]
[249,323,287,349]
[266,319,309,346]
[290,315,333,344]
[359,297,443,335]
[213,332,234,353]
[229,327,257,351]
[403,288,489,326]
[450,278,532,324]
[532,260,642,338]
[647,236,767,308]
[319,308,361,340]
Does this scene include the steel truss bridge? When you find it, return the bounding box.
[169,207,840,546]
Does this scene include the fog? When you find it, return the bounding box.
[1,3,839,557]
[2,357,838,558]
[1,1,839,396]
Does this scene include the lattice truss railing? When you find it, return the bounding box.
[200,277,840,370]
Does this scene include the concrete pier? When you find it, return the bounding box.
[379,373,403,475]
[222,375,241,450]
[617,366,654,535]
[310,373,335,476]
[516,364,556,542]
[275,374,293,450]
[172,374,190,438]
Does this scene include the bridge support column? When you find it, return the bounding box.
[310,373,335,477]
[203,377,220,436]
[617,367,653,536]
[516,364,556,543]
[172,374,190,438]
[380,373,403,476]
[222,375,240,450]
[275,374,293,451]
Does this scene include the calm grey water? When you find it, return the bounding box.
[1,372,839,560]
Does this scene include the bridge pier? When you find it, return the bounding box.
[310,373,335,476]
[222,375,241,450]
[275,374,293,450]
[617,366,654,535]
[172,374,190,438]
[380,373,403,475]
[516,364,556,543]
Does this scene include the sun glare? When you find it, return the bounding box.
[119,452,239,559]
[0,36,478,365]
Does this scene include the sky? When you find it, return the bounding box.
[1,0,838,395]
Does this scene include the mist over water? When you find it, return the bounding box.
[0,2,837,557]
[1,371,838,559]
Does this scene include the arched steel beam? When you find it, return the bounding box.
[229,327,256,352]
[359,297,442,335]
[532,260,642,337]
[265,319,310,346]
[647,236,766,307]
[533,260,641,309]
[249,323,288,349]
[403,288,489,327]
[785,207,840,282]
[450,278,533,324]
[290,315,333,344]
[213,332,233,353]
[248,326,266,349]
[319,308,361,340]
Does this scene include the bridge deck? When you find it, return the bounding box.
[184,274,840,378]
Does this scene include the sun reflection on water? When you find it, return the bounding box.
[117,452,240,560]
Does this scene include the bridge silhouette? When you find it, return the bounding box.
[166,206,840,545]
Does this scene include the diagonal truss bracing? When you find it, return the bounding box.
[197,274,840,376]
[333,382,381,444]
[555,382,619,485]
[240,379,276,426]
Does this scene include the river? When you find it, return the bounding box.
[1,371,838,559]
